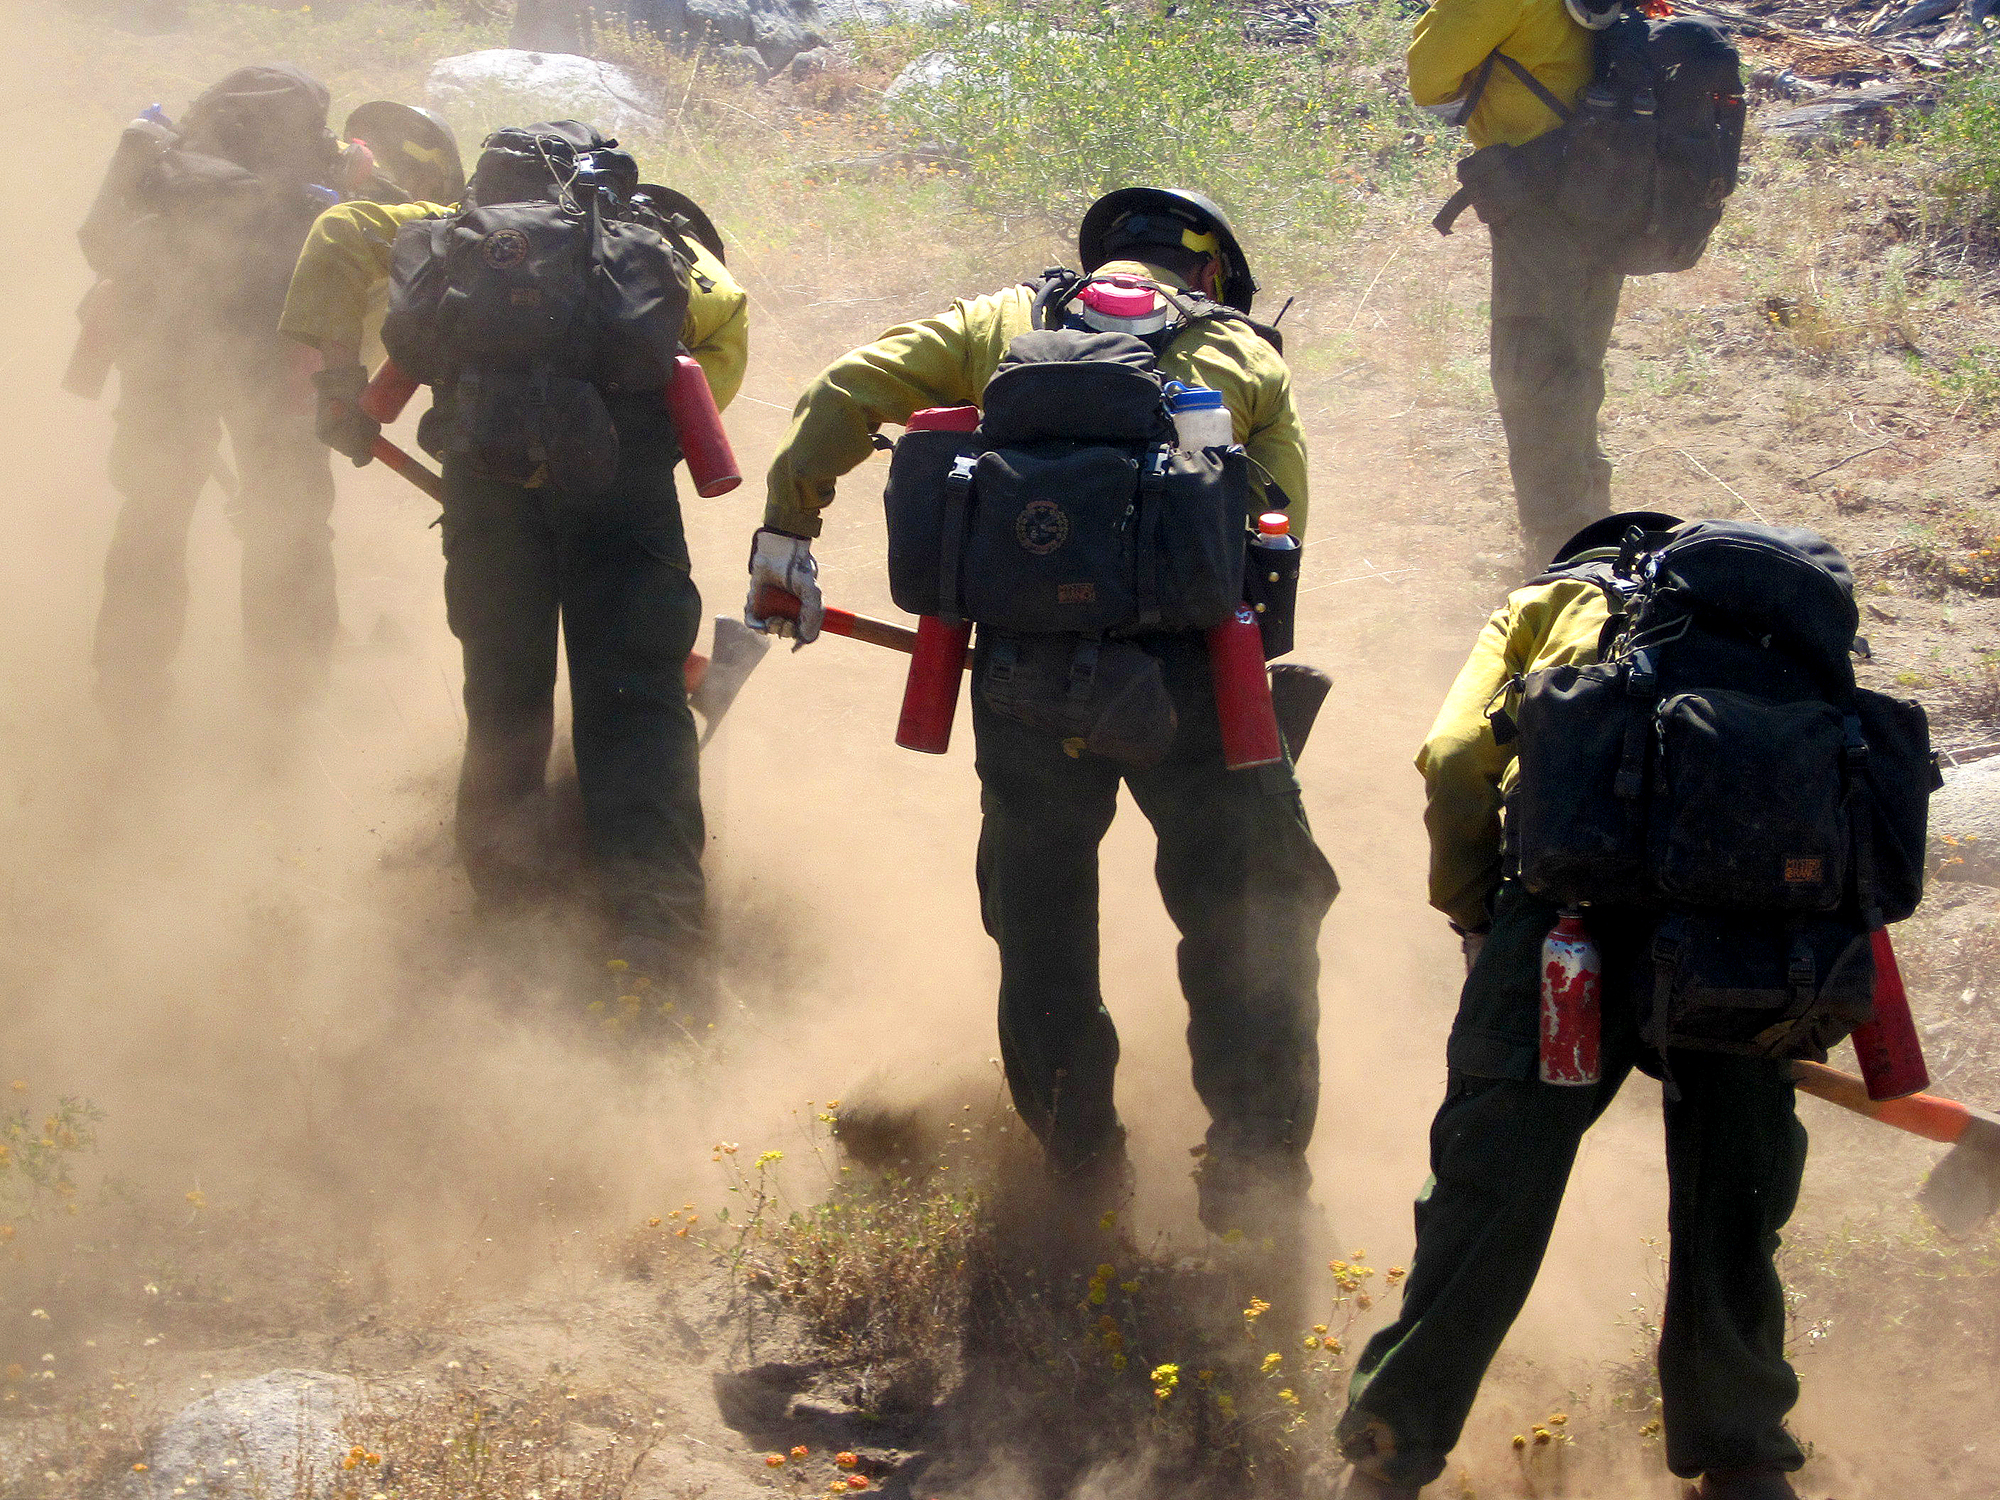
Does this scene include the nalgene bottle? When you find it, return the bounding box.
[1170,385,1233,451]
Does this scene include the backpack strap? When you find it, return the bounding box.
[1135,446,1169,628]
[938,451,978,626]
[1434,52,1577,236]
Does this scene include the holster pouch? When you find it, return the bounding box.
[1244,533,1301,659]
[977,633,1177,769]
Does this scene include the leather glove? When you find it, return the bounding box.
[743,527,823,646]
[311,364,379,467]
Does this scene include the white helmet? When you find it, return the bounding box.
[1564,0,1623,28]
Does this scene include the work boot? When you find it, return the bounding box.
[1338,1468,1423,1500]
[1691,1470,1799,1500]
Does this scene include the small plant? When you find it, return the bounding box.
[0,1085,101,1233]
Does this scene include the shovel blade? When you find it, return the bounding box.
[1918,1128,2000,1238]
[692,615,771,745]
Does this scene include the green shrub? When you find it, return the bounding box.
[886,0,1439,255]
[1919,46,2000,228]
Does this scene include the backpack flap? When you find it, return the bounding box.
[980,330,1170,445]
[959,444,1143,634]
[1645,521,1859,694]
[1649,690,1850,911]
[1639,911,1875,1060]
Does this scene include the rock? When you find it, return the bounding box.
[789,45,834,77]
[883,48,962,107]
[607,0,827,72]
[1930,755,2000,883]
[132,1370,361,1500]
[1759,85,1932,148]
[426,49,661,135]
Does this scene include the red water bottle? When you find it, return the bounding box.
[1207,605,1284,770]
[1540,911,1603,1086]
[665,352,741,497]
[1852,928,1930,1101]
[894,405,982,754]
[361,358,421,422]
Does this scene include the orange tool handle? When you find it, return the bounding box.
[1791,1059,1972,1146]
[371,436,444,503]
[753,584,923,655]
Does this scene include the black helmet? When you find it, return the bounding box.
[343,101,465,204]
[1547,510,1684,569]
[633,185,725,262]
[1078,187,1258,314]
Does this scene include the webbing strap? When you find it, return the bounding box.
[939,456,977,626]
[1135,447,1168,628]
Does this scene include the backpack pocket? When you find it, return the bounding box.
[1557,108,1656,239]
[1853,689,1942,923]
[435,208,592,365]
[1649,691,1849,911]
[959,445,1140,634]
[444,369,618,496]
[1638,911,1875,1060]
[1142,445,1250,634]
[1510,661,1651,906]
[976,633,1177,768]
[883,427,974,617]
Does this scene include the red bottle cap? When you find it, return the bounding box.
[1257,511,1291,537]
[1080,279,1162,320]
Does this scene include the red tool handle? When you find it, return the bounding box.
[1791,1059,1972,1145]
[362,359,422,423]
[371,435,444,502]
[1852,928,1931,1102]
[667,353,741,498]
[753,584,922,654]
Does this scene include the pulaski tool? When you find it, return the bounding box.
[1791,1059,2000,1236]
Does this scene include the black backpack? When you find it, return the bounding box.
[380,122,695,495]
[1500,520,1941,1059]
[883,274,1252,636]
[1436,13,1744,276]
[83,66,344,332]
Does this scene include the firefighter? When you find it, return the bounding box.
[748,188,1337,1241]
[1410,0,1624,570]
[279,122,748,1004]
[1335,513,1813,1500]
[75,65,356,735]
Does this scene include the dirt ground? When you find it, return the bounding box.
[2,7,1998,1499]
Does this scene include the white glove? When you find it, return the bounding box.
[744,527,823,646]
[1459,929,1488,975]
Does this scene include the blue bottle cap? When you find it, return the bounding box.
[1170,386,1225,412]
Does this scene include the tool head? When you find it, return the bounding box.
[691,616,771,745]
[1918,1108,2000,1238]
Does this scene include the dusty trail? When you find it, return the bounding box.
[0,10,1992,1498]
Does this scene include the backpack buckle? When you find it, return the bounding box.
[948,454,978,487]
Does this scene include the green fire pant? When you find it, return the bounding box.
[96,335,337,710]
[438,404,705,953]
[1339,884,1808,1487]
[970,632,1338,1227]
[1488,212,1626,568]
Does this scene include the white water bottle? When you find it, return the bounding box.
[1170,385,1232,451]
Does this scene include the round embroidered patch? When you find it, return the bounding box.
[482,228,531,269]
[1015,499,1069,555]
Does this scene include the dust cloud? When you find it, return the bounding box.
[0,11,1981,1499]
